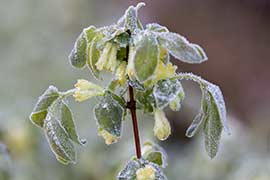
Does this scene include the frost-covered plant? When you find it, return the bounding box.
[29,2,229,179]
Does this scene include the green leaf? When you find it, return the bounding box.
[83,26,97,43]
[94,92,124,137]
[135,88,155,113]
[157,32,207,64]
[146,23,169,33]
[174,73,229,158]
[169,84,185,111]
[153,79,182,109]
[30,86,59,127]
[186,90,208,137]
[117,159,141,180]
[87,36,102,78]
[69,32,87,69]
[44,107,76,165]
[142,141,167,168]
[123,3,145,33]
[203,91,223,159]
[133,32,159,82]
[60,102,86,145]
[128,79,145,91]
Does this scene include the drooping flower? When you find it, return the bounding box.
[115,61,127,86]
[154,109,171,141]
[98,128,118,145]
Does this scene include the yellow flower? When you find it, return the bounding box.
[115,61,127,86]
[104,44,118,72]
[154,109,171,141]
[98,128,118,145]
[75,79,103,91]
[73,90,103,102]
[96,43,112,71]
[155,61,177,81]
[73,79,104,102]
[136,165,156,180]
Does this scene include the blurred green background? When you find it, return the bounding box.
[0,0,269,179]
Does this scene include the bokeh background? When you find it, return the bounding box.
[0,0,269,179]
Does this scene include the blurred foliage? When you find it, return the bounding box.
[0,0,269,179]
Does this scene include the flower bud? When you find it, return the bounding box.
[154,109,171,141]
[98,128,118,145]
[136,165,156,180]
[115,61,127,86]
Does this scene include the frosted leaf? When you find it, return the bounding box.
[205,82,230,133]
[132,32,159,82]
[174,73,229,158]
[135,89,155,113]
[186,111,204,137]
[117,160,141,180]
[87,36,102,79]
[59,102,86,145]
[153,79,182,109]
[202,91,223,159]
[142,141,168,168]
[122,2,145,33]
[174,72,230,133]
[44,108,76,165]
[94,92,124,138]
[159,46,170,64]
[146,23,169,33]
[157,32,208,64]
[169,84,185,111]
[29,86,59,127]
[128,79,145,91]
[69,31,87,69]
[83,26,97,43]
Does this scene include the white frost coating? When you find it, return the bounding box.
[175,72,230,134]
[157,32,208,63]
[206,82,230,134]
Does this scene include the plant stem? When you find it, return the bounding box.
[127,85,142,159]
[125,30,142,159]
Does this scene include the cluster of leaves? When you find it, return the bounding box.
[29,2,229,179]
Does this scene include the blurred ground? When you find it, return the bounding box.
[0,0,269,179]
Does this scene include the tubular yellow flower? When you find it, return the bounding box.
[126,46,136,80]
[73,79,105,102]
[104,44,118,72]
[136,165,156,180]
[98,129,118,145]
[96,43,112,71]
[155,61,177,81]
[115,61,127,86]
[75,79,103,92]
[154,109,171,141]
[73,90,104,102]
